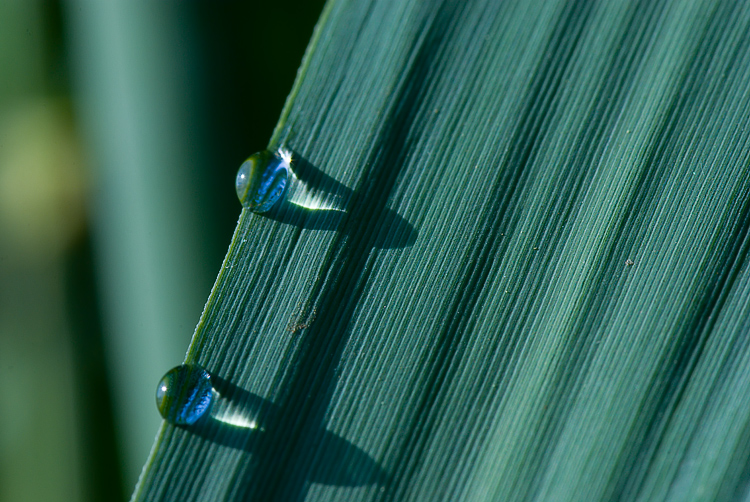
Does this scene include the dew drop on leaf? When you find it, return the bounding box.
[235,148,291,213]
[155,364,213,425]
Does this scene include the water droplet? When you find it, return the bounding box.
[156,364,213,425]
[235,148,291,213]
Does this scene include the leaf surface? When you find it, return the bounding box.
[133,1,750,500]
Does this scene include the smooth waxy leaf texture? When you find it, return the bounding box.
[133,0,750,500]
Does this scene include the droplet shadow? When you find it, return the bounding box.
[263,152,418,249]
[181,374,387,488]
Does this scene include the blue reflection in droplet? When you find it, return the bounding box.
[155,364,213,425]
[235,148,291,213]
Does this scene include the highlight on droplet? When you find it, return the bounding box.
[235,148,291,213]
[235,147,347,214]
[155,364,268,431]
[155,364,213,425]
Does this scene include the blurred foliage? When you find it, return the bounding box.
[0,1,324,501]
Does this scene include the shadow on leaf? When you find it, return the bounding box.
[262,152,418,249]
[180,374,388,488]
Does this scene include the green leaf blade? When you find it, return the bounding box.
[134,1,750,500]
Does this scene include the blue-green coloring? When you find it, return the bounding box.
[235,148,292,213]
[156,364,213,425]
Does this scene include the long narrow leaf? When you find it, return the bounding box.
[134,0,750,500]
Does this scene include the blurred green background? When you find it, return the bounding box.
[0,1,324,500]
